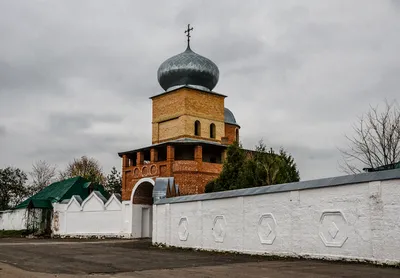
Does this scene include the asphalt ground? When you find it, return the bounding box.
[0,238,399,277]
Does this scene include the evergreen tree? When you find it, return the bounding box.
[104,166,122,195]
[216,141,246,191]
[237,158,263,189]
[276,148,300,184]
[205,141,246,192]
[205,140,300,193]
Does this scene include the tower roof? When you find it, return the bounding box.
[224,108,240,127]
[157,46,219,92]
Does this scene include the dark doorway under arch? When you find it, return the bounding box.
[132,181,153,205]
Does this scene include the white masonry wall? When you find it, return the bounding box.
[153,172,400,265]
[0,208,27,230]
[52,192,131,237]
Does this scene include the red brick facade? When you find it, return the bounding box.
[121,146,223,201]
[224,123,239,145]
[119,87,239,202]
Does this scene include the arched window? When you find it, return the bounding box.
[194,120,201,136]
[210,123,216,139]
[235,128,239,142]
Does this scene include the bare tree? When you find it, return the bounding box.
[340,100,400,174]
[59,156,106,184]
[29,160,57,195]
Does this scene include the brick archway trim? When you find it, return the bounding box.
[130,177,155,203]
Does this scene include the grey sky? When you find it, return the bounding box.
[0,0,399,180]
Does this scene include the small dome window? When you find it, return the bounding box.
[210,123,216,139]
[194,120,201,136]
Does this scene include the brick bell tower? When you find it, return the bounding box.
[118,25,240,201]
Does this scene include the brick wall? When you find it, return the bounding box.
[157,118,182,142]
[171,160,222,195]
[152,90,186,122]
[122,158,223,201]
[183,115,224,141]
[184,89,225,121]
[122,161,170,201]
[224,123,239,144]
[152,87,225,143]
[174,172,220,195]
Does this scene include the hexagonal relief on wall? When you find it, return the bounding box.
[319,210,348,248]
[212,215,226,243]
[257,213,277,245]
[178,217,189,241]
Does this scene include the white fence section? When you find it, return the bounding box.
[0,209,27,230]
[53,192,130,237]
[52,191,152,238]
[153,170,400,265]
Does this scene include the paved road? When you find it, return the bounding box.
[0,238,399,277]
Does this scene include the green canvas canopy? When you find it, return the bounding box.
[14,176,109,209]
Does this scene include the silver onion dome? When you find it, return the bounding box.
[224,108,238,126]
[157,46,219,92]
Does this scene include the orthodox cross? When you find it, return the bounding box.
[184,24,193,48]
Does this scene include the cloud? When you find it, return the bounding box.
[47,112,123,134]
[0,0,399,180]
[0,126,5,136]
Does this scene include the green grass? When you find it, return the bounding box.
[0,230,30,238]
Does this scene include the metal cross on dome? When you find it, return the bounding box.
[184,24,193,48]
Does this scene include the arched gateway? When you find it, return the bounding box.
[130,178,155,238]
[128,177,179,238]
